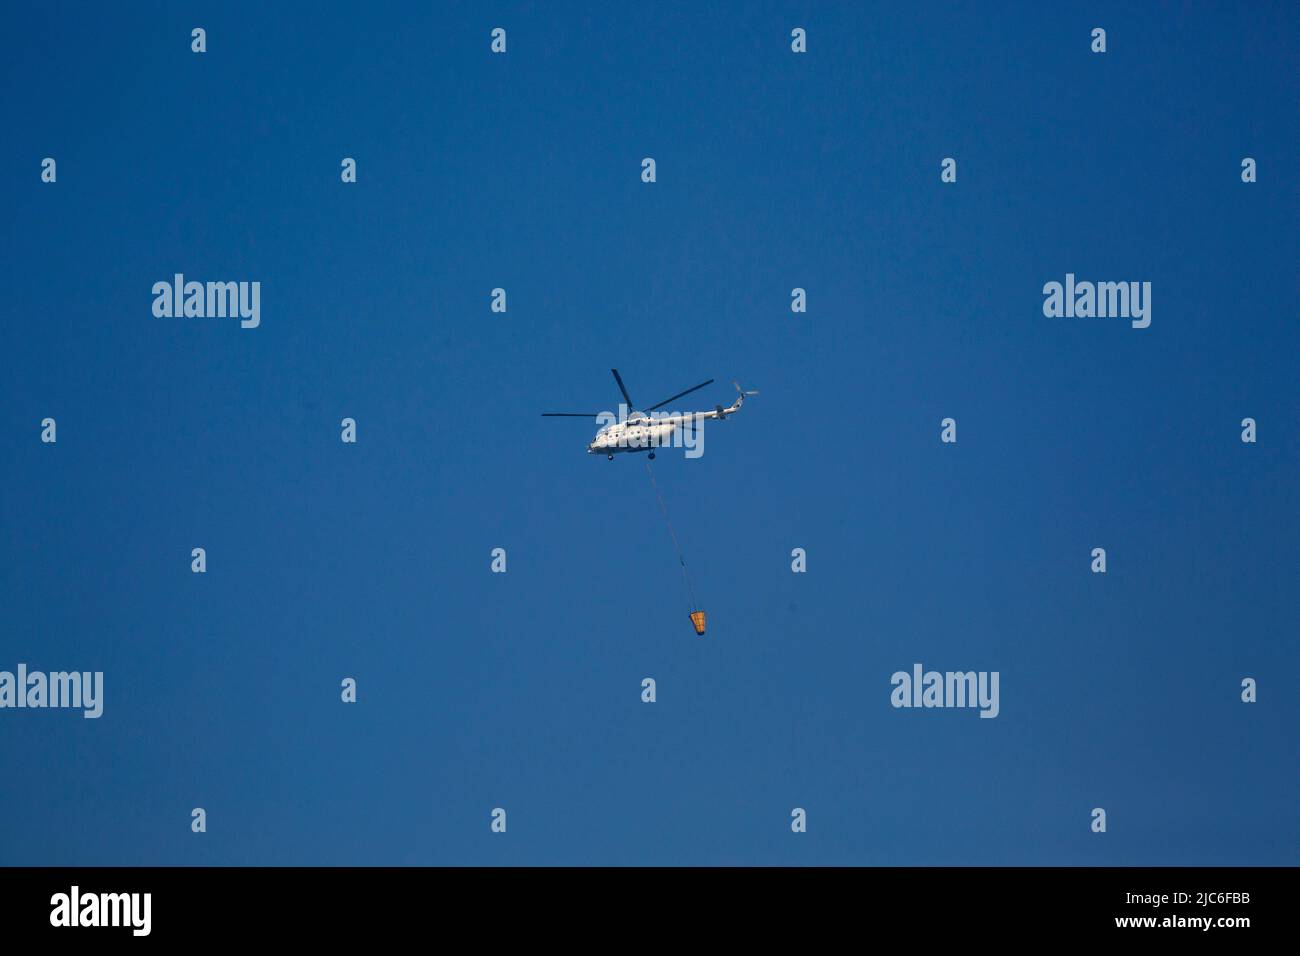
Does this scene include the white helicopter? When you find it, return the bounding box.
[544,369,758,459]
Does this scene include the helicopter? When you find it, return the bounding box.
[543,369,758,459]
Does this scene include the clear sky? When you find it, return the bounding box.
[2,2,1297,866]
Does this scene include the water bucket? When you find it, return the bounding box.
[689,610,707,635]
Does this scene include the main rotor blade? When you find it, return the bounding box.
[541,412,603,418]
[645,378,714,412]
[610,369,634,409]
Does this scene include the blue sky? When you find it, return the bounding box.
[2,2,1297,865]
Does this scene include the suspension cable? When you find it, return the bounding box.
[645,460,698,614]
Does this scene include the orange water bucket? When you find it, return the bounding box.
[689,610,707,635]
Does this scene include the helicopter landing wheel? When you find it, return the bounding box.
[648,451,656,460]
[607,453,614,461]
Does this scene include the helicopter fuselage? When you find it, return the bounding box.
[588,418,678,456]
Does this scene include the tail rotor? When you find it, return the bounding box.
[728,380,758,413]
